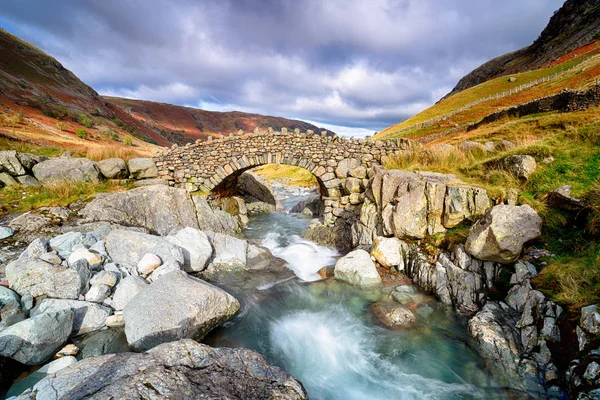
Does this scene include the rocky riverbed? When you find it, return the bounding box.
[0,153,598,399]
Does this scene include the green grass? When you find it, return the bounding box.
[252,164,318,187]
[0,137,63,157]
[0,181,132,216]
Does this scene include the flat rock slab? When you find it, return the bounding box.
[16,339,307,399]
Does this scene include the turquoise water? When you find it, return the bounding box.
[205,189,509,400]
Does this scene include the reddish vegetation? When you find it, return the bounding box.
[548,39,600,67]
[107,97,325,145]
[0,28,327,151]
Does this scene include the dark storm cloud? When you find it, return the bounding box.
[0,0,564,135]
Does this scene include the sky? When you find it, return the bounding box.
[0,0,564,137]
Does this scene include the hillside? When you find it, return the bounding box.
[447,0,600,97]
[0,28,328,155]
[105,97,328,145]
[375,38,600,141]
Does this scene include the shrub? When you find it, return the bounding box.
[56,122,66,131]
[75,128,88,139]
[78,114,93,128]
[41,108,55,118]
[123,135,133,146]
[112,118,122,126]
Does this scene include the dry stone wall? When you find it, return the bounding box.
[153,129,413,225]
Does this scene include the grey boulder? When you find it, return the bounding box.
[79,185,200,236]
[504,155,537,180]
[30,299,111,336]
[127,158,158,179]
[32,158,102,184]
[105,229,184,271]
[97,158,128,179]
[17,339,307,400]
[206,232,248,271]
[192,195,241,234]
[6,258,84,299]
[166,227,213,272]
[465,205,542,263]
[124,271,240,351]
[0,310,73,365]
[112,276,149,311]
[334,249,381,288]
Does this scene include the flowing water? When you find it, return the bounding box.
[205,186,509,400]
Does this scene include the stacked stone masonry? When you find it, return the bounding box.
[153,130,413,225]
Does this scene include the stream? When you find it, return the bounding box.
[205,186,510,400]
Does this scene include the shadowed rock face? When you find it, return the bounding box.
[16,339,307,400]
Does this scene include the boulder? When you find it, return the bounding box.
[90,271,118,287]
[6,356,77,398]
[127,158,158,179]
[370,236,404,269]
[334,249,381,288]
[504,155,537,180]
[0,226,14,240]
[137,253,162,275]
[0,172,18,186]
[0,310,73,365]
[67,248,103,269]
[15,175,40,186]
[97,158,128,179]
[79,185,199,236]
[124,271,240,351]
[370,303,416,328]
[465,205,542,263]
[544,185,583,211]
[192,196,240,234]
[85,284,111,303]
[459,141,485,153]
[49,231,98,259]
[112,276,148,311]
[32,158,101,184]
[75,327,129,359]
[206,232,248,270]
[238,172,276,205]
[0,150,27,176]
[18,339,307,399]
[166,228,213,272]
[105,229,184,271]
[30,299,111,336]
[6,258,84,299]
[581,305,600,334]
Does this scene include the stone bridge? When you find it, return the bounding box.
[153,129,413,224]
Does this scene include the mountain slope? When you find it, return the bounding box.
[0,27,329,153]
[375,38,600,141]
[447,0,600,98]
[105,97,328,145]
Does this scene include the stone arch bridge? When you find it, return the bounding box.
[153,129,413,224]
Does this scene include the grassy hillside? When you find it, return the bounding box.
[376,39,600,141]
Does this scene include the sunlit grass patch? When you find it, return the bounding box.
[252,164,318,187]
[0,180,132,216]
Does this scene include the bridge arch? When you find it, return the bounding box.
[153,129,413,224]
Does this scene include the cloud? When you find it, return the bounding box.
[0,0,564,135]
